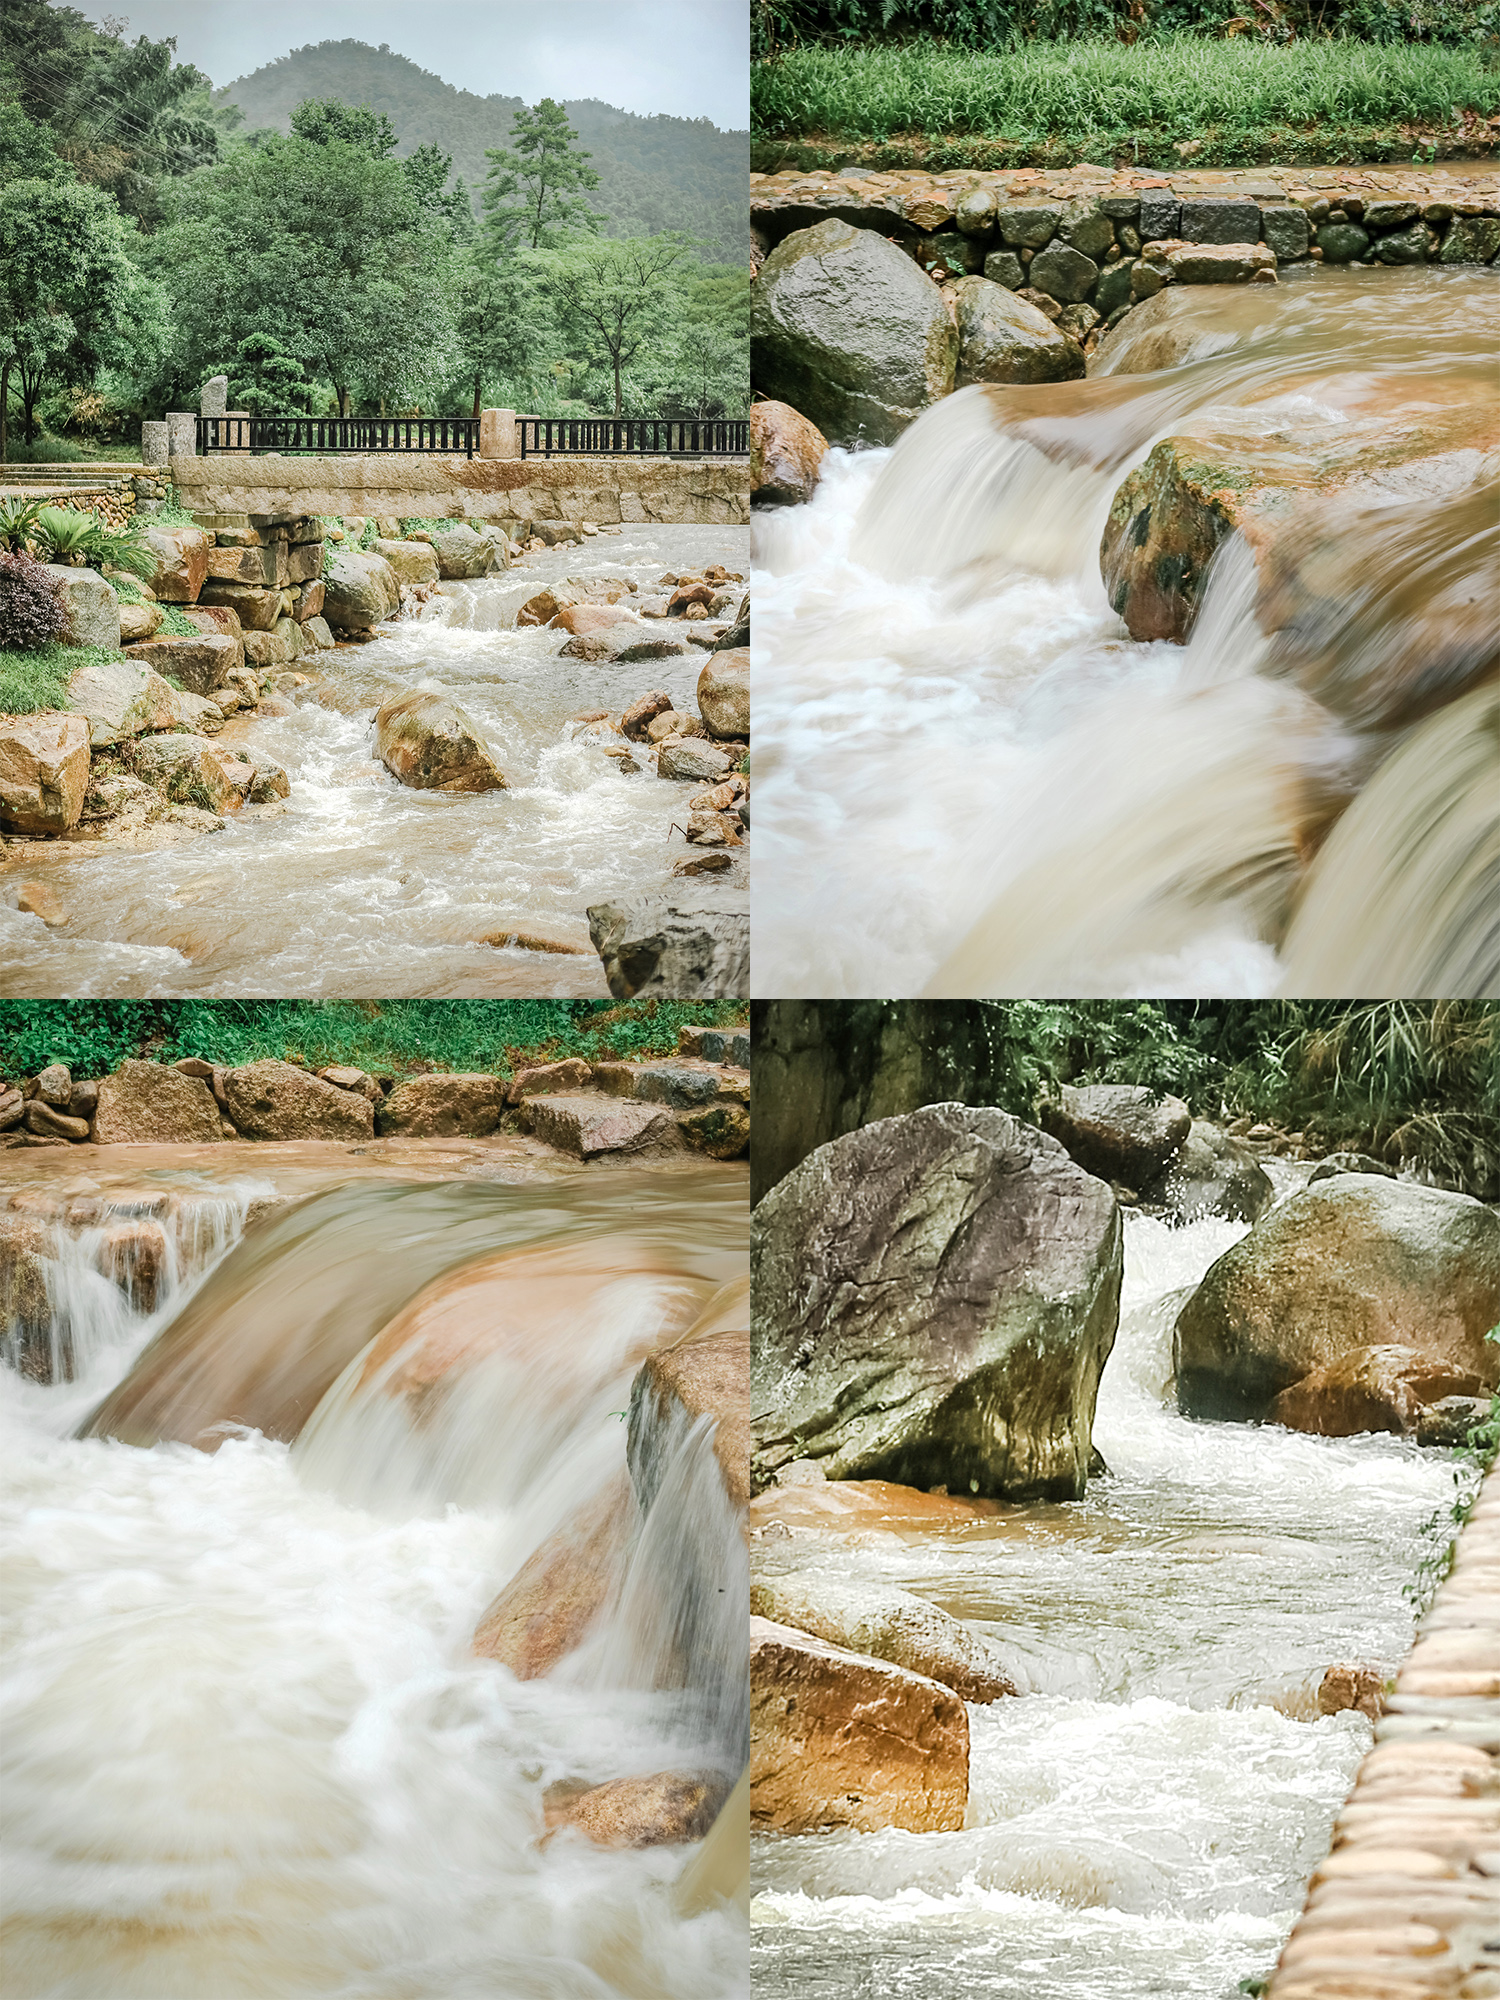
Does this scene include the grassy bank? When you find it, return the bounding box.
[751,35,1500,168]
[0,1000,748,1086]
[0,642,120,716]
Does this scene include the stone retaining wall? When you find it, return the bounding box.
[1264,1456,1500,1999]
[168,453,750,531]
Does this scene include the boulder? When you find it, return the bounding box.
[506,1058,593,1103]
[218,1060,376,1141]
[1142,1120,1273,1224]
[679,1103,751,1159]
[629,1283,750,1512]
[1440,215,1500,264]
[374,690,508,793]
[593,1060,732,1109]
[1059,198,1115,260]
[1318,1663,1386,1719]
[524,1095,675,1160]
[83,771,164,829]
[169,690,227,734]
[118,598,163,643]
[982,249,1025,290]
[621,690,674,740]
[301,615,335,651]
[587,892,750,1000]
[753,1104,1122,1499]
[128,733,237,812]
[552,1773,720,1849]
[750,1617,969,1835]
[24,1100,88,1141]
[996,203,1060,248]
[1039,1083,1191,1190]
[375,1072,507,1137]
[431,525,504,579]
[39,564,119,649]
[1179,197,1261,244]
[751,217,958,447]
[1141,240,1276,287]
[1309,1152,1396,1184]
[751,1571,1016,1702]
[659,735,734,784]
[1315,222,1370,263]
[241,628,294,669]
[472,1475,632,1677]
[34,1063,71,1106]
[1174,1177,1500,1423]
[1373,219,1435,265]
[371,538,440,586]
[143,524,210,602]
[292,581,325,622]
[1269,1343,1488,1440]
[122,634,238,696]
[750,400,829,507]
[92,1059,223,1145]
[179,603,244,645]
[97,1218,170,1313]
[0,711,91,833]
[553,602,632,637]
[321,550,400,632]
[950,276,1085,386]
[1027,243,1098,304]
[197,581,281,631]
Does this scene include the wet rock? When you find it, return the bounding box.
[123,634,238,696]
[587,891,750,1000]
[431,525,504,579]
[1318,1662,1387,1719]
[1142,1120,1273,1225]
[0,1212,54,1375]
[129,733,236,812]
[506,1058,593,1103]
[1180,198,1261,244]
[620,692,673,740]
[1415,1395,1492,1447]
[371,538,440,586]
[658,737,734,783]
[616,638,690,664]
[553,1773,722,1849]
[248,762,290,804]
[753,1571,1016,1703]
[697,648,749,740]
[97,1218,170,1313]
[375,1073,507,1137]
[374,690,508,793]
[678,1025,750,1067]
[753,1104,1122,1499]
[301,615,335,650]
[1269,1343,1487,1440]
[552,602,633,636]
[1308,1152,1396,1184]
[23,1100,88,1140]
[629,1277,750,1512]
[750,1617,969,1834]
[982,248,1025,290]
[950,276,1086,386]
[93,1059,223,1145]
[39,564,119,649]
[1373,219,1434,265]
[646,709,701,744]
[996,203,1060,249]
[1027,243,1098,304]
[750,400,828,508]
[1040,1083,1190,1188]
[1059,199,1114,260]
[143,524,210,602]
[1092,261,1136,320]
[16,881,68,925]
[955,185,997,236]
[82,772,164,830]
[1174,1178,1500,1424]
[751,217,958,447]
[218,1060,375,1141]
[321,550,400,632]
[1315,222,1370,264]
[1261,205,1311,260]
[64,660,178,748]
[1139,192,1181,241]
[473,1475,632,1677]
[1364,200,1420,229]
[593,1060,728,1109]
[0,711,92,833]
[524,1095,676,1160]
[679,1102,751,1159]
[1439,215,1500,264]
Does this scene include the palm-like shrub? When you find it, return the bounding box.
[0,499,46,554]
[34,506,96,565]
[0,551,68,650]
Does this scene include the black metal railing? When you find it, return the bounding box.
[196,415,480,457]
[519,417,748,459]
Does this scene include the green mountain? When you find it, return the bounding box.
[214,40,748,262]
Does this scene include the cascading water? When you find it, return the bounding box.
[0,523,746,1000]
[752,266,1499,998]
[750,1196,1462,2000]
[2,1161,748,2000]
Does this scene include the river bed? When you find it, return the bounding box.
[750,1190,1460,1999]
[0,524,747,999]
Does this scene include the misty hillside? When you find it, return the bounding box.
[215,39,748,262]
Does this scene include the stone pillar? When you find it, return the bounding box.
[479,407,519,459]
[166,411,197,459]
[200,374,228,418]
[225,410,251,455]
[141,420,169,467]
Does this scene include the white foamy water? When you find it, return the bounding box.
[751,266,1499,997]
[2,1168,748,2000]
[751,1202,1461,2000]
[0,524,746,999]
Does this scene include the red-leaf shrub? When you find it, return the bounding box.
[0,550,68,650]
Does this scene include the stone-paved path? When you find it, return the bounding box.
[1265,1458,1500,1999]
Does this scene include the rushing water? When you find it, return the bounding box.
[2,1155,749,1999]
[0,524,746,999]
[751,266,1499,997]
[750,1194,1461,2000]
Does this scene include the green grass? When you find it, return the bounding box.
[0,641,125,715]
[751,34,1500,165]
[0,436,145,465]
[0,1000,749,1086]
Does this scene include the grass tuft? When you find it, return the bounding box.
[0,641,126,716]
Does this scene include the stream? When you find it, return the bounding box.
[0,524,746,999]
[750,265,1498,998]
[1,1151,749,2000]
[750,1179,1461,1999]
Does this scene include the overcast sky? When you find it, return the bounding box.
[85,1,749,131]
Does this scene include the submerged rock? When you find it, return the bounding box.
[374,690,508,793]
[752,1103,1122,1500]
[552,1772,722,1848]
[472,1474,632,1678]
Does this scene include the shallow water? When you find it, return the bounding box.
[1,1154,749,1999]
[750,1199,1460,2000]
[750,265,1499,996]
[0,524,746,998]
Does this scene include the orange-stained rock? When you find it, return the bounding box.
[0,710,91,833]
[92,1059,223,1146]
[97,1219,170,1314]
[1272,1344,1486,1440]
[506,1058,593,1104]
[1318,1662,1388,1719]
[143,523,210,602]
[472,1474,632,1678]
[547,1771,723,1848]
[750,1476,1013,1537]
[552,602,633,636]
[750,400,828,508]
[750,1616,969,1834]
[629,1277,749,1512]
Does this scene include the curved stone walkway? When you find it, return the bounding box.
[1265,1458,1500,1999]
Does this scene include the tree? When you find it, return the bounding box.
[0,176,169,458]
[447,251,542,422]
[480,98,603,255]
[525,233,693,418]
[289,96,397,155]
[224,332,312,415]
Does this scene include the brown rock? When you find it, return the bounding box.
[34,1063,71,1107]
[750,400,829,508]
[376,1073,506,1138]
[621,690,673,740]
[752,1570,1017,1703]
[293,580,325,622]
[472,1475,631,1677]
[750,1617,969,1834]
[697,649,749,741]
[0,711,91,833]
[555,1772,721,1848]
[553,603,632,636]
[97,1219,170,1313]
[679,1102,751,1159]
[506,1058,593,1104]
[0,1212,55,1377]
[143,524,210,602]
[119,598,163,642]
[23,1100,88,1140]
[1040,1082,1191,1187]
[317,1066,382,1101]
[1319,1662,1388,1719]
[1271,1344,1487,1439]
[198,580,282,631]
[93,1060,223,1145]
[374,690,508,793]
[525,1096,676,1160]
[122,635,238,696]
[218,1060,375,1141]
[630,1278,750,1513]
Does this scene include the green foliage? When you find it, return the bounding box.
[481,98,604,254]
[750,34,1500,162]
[219,332,312,417]
[290,97,398,156]
[0,999,749,1085]
[524,233,698,418]
[0,497,46,552]
[156,604,200,636]
[0,639,123,712]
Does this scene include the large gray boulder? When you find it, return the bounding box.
[950,276,1085,387]
[1142,1119,1274,1225]
[321,550,399,632]
[431,525,506,578]
[65,659,179,746]
[753,1103,1122,1499]
[1040,1083,1191,1191]
[40,564,119,649]
[588,891,749,1000]
[1174,1176,1500,1423]
[751,217,957,447]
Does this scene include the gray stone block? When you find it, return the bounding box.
[1027,244,1098,304]
[996,204,1060,249]
[1139,193,1181,243]
[982,249,1025,290]
[1261,205,1310,261]
[1180,198,1261,245]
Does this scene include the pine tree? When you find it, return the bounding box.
[479,98,603,254]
